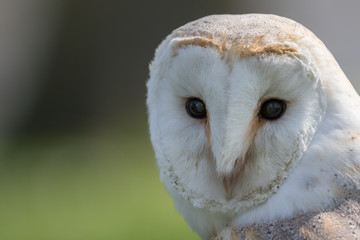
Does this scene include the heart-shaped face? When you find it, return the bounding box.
[146,14,360,239]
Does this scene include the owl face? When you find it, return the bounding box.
[146,14,337,238]
[148,35,326,212]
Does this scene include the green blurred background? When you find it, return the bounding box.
[0,1,359,239]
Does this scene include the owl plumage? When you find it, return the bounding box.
[147,14,360,239]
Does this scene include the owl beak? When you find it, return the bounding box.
[223,174,237,199]
[211,143,250,198]
[209,106,254,198]
[222,158,242,199]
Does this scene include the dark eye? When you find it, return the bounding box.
[259,99,286,120]
[185,98,207,119]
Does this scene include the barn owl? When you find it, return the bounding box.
[146,14,360,239]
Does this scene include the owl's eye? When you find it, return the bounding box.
[185,98,207,119]
[259,99,286,120]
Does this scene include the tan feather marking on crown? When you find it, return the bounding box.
[172,37,223,57]
[227,35,300,61]
[172,34,299,60]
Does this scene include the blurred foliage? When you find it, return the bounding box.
[24,0,238,133]
[0,120,200,240]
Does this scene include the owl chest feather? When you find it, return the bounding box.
[212,195,360,240]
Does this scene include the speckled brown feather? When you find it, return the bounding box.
[211,133,360,240]
[211,194,360,240]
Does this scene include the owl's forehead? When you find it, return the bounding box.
[171,14,307,45]
[167,14,313,60]
[171,35,299,60]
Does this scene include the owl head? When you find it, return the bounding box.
[146,14,359,238]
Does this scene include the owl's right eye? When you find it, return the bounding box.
[259,99,286,120]
[185,98,207,119]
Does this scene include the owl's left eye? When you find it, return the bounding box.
[185,98,207,119]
